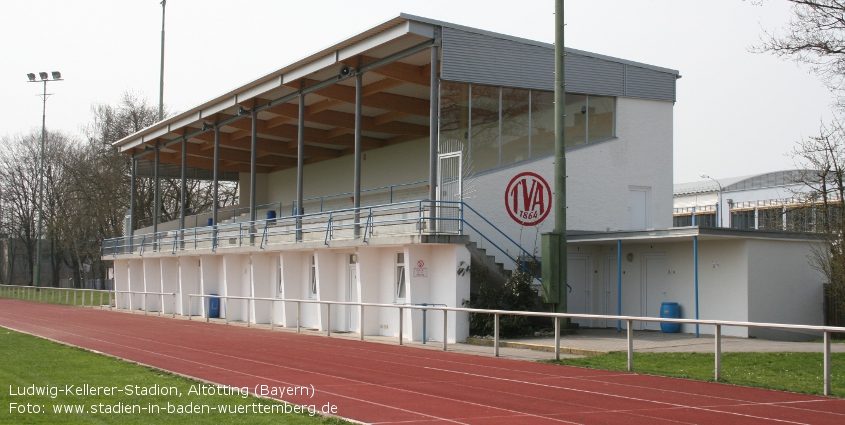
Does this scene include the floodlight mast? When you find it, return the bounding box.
[26,71,62,288]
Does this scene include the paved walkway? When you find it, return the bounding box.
[468,328,845,357]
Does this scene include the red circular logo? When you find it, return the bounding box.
[505,172,552,226]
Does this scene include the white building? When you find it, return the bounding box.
[106,14,825,343]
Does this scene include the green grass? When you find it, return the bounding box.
[0,286,111,308]
[0,328,351,424]
[546,351,845,397]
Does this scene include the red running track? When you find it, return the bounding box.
[1,299,843,424]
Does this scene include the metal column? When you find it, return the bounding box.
[249,106,257,223]
[179,138,186,232]
[212,124,220,227]
[353,70,362,238]
[428,33,439,233]
[296,92,305,241]
[694,235,700,338]
[617,240,622,332]
[129,157,136,253]
[153,146,160,236]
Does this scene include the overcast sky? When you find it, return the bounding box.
[0,0,834,184]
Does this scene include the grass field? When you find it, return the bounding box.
[0,328,350,424]
[547,351,845,397]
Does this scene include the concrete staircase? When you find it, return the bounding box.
[466,241,512,292]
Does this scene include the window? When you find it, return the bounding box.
[395,253,406,301]
[309,255,317,298]
[441,82,617,175]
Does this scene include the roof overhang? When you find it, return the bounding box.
[566,226,827,245]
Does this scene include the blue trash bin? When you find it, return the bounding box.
[266,210,276,220]
[206,218,214,226]
[208,294,220,319]
[660,302,680,333]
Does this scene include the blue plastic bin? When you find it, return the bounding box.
[208,294,220,319]
[660,302,680,333]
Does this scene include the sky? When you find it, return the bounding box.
[0,0,835,184]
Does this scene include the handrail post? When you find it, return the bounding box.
[494,313,500,357]
[73,291,77,307]
[158,294,163,316]
[296,301,301,333]
[627,320,634,372]
[188,295,192,320]
[144,293,147,315]
[206,297,210,322]
[554,316,561,361]
[326,303,331,337]
[270,299,275,331]
[824,330,831,396]
[714,324,722,381]
[359,305,364,341]
[172,294,176,318]
[247,298,251,328]
[225,297,229,324]
[443,309,448,351]
[399,307,403,345]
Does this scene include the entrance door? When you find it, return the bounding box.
[642,254,668,331]
[567,255,590,327]
[348,264,359,333]
[628,187,650,230]
[438,140,463,233]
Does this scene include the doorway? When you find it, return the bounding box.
[347,264,359,333]
[642,254,668,331]
[567,255,590,327]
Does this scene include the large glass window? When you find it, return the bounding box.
[471,85,500,172]
[500,88,530,165]
[588,95,616,143]
[440,82,616,175]
[309,255,317,298]
[531,90,554,158]
[395,252,406,301]
[440,82,469,148]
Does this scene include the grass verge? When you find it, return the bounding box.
[546,351,845,397]
[0,327,350,424]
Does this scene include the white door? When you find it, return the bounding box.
[437,150,462,233]
[348,264,359,333]
[567,256,590,326]
[628,187,650,230]
[642,254,668,331]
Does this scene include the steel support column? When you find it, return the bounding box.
[428,34,440,233]
[353,70,363,238]
[617,239,622,332]
[212,124,220,227]
[694,235,700,338]
[153,146,160,237]
[249,106,258,245]
[296,92,305,241]
[129,157,136,253]
[179,138,186,233]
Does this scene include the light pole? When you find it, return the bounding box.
[159,0,166,121]
[700,174,723,227]
[26,71,63,287]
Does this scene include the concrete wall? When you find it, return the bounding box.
[747,239,825,340]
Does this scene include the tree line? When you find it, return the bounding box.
[0,92,236,287]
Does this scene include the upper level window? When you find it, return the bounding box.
[441,81,616,175]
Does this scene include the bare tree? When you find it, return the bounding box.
[755,1,845,106]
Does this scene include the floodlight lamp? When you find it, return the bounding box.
[27,73,36,82]
[39,72,48,80]
[700,174,710,179]
[51,71,61,80]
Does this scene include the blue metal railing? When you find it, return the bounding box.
[104,199,539,282]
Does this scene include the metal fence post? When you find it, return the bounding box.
[172,294,176,318]
[73,291,77,307]
[270,300,275,331]
[225,298,229,324]
[296,301,301,333]
[627,320,634,372]
[188,295,192,321]
[555,316,561,361]
[824,330,831,396]
[158,294,163,316]
[715,324,722,382]
[247,298,251,328]
[443,309,448,351]
[326,303,331,337]
[399,307,403,345]
[359,305,364,341]
[494,313,500,357]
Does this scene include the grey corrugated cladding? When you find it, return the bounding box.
[440,27,677,102]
